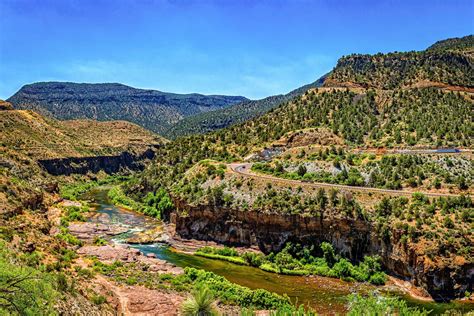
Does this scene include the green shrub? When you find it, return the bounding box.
[57,230,82,246]
[195,252,248,265]
[181,285,217,316]
[347,293,428,315]
[57,273,69,292]
[320,242,337,267]
[108,186,141,210]
[368,272,387,285]
[75,267,94,279]
[183,268,291,309]
[259,263,280,273]
[63,205,88,222]
[109,186,173,219]
[93,236,108,246]
[91,294,107,305]
[242,252,265,267]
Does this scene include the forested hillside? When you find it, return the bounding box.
[427,35,474,52]
[129,87,473,196]
[163,75,327,138]
[7,82,247,135]
[324,35,473,90]
[129,35,474,198]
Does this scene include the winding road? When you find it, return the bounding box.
[229,163,467,198]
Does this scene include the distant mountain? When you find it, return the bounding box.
[7,82,248,135]
[163,74,328,139]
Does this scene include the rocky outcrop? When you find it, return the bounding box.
[78,245,183,274]
[0,99,13,110]
[38,148,155,176]
[165,199,473,301]
[67,222,129,242]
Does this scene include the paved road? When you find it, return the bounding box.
[229,163,466,198]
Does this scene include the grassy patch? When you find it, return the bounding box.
[60,175,130,200]
[195,252,248,265]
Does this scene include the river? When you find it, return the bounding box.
[82,188,473,315]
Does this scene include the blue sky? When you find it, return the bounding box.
[0,0,473,100]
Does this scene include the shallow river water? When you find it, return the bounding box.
[83,188,473,315]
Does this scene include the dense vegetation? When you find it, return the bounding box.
[252,152,473,191]
[8,82,247,135]
[371,194,473,260]
[107,185,173,219]
[59,175,173,220]
[60,175,131,200]
[197,242,387,285]
[347,293,429,316]
[128,88,473,204]
[219,88,473,147]
[91,259,292,310]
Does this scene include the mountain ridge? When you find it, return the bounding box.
[163,74,328,138]
[7,81,248,135]
[324,35,473,90]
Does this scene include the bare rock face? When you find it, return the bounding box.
[283,128,344,147]
[38,149,156,176]
[124,286,183,315]
[166,199,473,301]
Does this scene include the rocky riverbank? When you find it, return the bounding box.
[78,244,183,274]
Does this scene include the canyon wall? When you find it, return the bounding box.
[38,148,155,176]
[166,199,473,301]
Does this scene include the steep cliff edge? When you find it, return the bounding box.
[38,148,156,176]
[165,199,473,301]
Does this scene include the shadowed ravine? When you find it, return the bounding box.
[82,188,473,315]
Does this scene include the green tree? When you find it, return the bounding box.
[329,189,339,207]
[297,165,307,177]
[320,242,336,267]
[316,189,328,210]
[457,176,468,190]
[274,162,284,174]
